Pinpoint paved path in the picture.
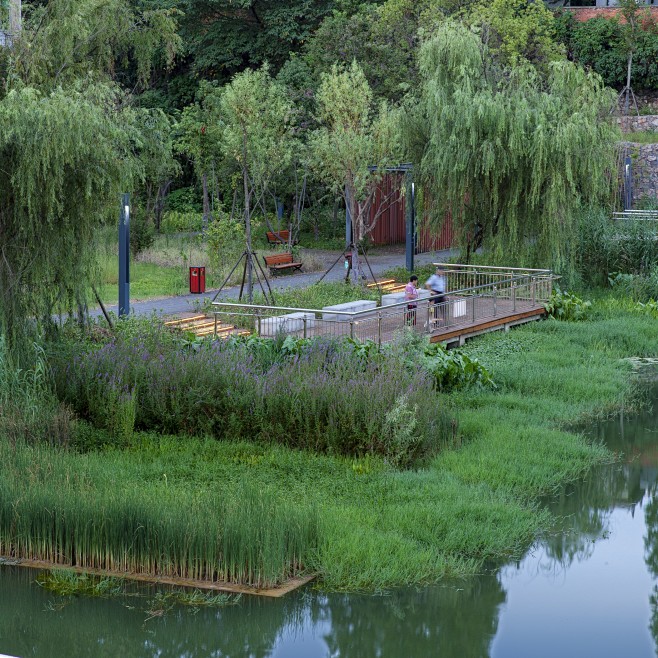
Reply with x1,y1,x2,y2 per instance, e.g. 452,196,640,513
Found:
93,248,454,318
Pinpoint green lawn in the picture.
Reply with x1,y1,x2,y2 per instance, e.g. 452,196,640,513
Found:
622,131,658,145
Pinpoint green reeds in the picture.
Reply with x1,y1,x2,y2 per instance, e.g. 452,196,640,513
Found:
0,442,318,588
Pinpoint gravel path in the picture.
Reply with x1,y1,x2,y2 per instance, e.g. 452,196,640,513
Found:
92,247,455,318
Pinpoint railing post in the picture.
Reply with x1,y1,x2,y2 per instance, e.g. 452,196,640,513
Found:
214,313,218,337
512,284,517,312
531,277,536,305
377,312,382,347
350,319,355,339
303,317,307,339
257,310,262,337
493,285,497,317
472,295,477,323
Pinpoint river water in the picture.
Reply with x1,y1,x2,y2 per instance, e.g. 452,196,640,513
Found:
1,378,657,658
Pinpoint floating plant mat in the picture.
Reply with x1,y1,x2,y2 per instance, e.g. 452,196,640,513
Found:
0,557,316,598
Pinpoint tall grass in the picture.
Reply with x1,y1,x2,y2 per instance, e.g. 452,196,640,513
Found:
0,335,73,446
50,329,453,464
0,441,318,587
4,299,655,591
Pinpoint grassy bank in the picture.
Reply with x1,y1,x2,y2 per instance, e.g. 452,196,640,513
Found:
1,300,656,590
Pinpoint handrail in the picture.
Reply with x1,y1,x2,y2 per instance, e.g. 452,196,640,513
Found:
212,271,555,320
433,263,552,274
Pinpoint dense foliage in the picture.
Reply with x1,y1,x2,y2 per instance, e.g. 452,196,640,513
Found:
556,10,658,92
50,326,454,467
0,85,140,345
404,21,620,274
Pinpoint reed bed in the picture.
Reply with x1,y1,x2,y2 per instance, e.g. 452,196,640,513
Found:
0,441,318,588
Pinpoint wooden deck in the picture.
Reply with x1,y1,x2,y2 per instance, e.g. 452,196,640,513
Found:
224,294,548,347
213,265,555,347
429,297,547,346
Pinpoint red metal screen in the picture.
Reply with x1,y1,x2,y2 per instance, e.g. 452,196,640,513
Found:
367,174,456,253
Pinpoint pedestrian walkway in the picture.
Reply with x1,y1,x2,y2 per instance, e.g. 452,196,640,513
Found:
91,249,452,319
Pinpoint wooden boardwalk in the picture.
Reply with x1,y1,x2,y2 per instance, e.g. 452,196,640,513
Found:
213,294,547,347
211,265,555,347
429,296,547,346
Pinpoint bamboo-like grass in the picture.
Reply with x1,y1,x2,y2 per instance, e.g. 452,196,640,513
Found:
0,443,318,588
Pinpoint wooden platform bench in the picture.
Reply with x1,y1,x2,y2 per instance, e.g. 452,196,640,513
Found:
266,230,297,245
263,252,303,275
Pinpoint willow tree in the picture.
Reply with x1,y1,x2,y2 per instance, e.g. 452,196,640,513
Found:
8,0,180,90
0,84,141,347
404,21,620,273
309,61,400,283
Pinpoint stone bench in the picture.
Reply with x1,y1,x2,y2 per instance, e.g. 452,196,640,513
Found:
380,289,432,307
260,312,315,337
322,300,378,321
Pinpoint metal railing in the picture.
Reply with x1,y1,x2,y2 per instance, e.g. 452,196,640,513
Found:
212,266,556,346
434,263,554,297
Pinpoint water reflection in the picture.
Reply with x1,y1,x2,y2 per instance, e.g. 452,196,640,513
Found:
0,566,507,658
317,580,505,658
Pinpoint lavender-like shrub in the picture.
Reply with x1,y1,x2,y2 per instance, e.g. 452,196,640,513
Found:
53,331,452,465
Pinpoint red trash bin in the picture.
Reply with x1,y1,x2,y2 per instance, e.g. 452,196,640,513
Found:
189,266,206,294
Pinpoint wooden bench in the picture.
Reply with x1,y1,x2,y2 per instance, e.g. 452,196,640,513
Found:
367,279,396,288
263,252,303,275
266,230,297,245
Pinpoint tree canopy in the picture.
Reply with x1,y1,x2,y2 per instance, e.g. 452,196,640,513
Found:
0,84,144,344
404,21,620,273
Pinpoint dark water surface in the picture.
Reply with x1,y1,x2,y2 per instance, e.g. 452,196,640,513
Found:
2,378,658,658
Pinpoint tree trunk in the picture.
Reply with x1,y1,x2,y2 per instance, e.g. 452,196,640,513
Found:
243,166,253,302
624,51,633,116
154,179,171,232
202,172,210,233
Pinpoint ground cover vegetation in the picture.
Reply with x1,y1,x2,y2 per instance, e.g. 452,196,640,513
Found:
2,0,658,595
2,301,655,590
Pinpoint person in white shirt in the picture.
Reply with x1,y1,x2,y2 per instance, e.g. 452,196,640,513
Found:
425,267,446,325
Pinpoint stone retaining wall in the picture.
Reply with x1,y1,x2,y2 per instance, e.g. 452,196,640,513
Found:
619,115,658,133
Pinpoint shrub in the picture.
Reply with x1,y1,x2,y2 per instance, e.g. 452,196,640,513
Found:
389,331,495,392
160,210,203,234
51,328,454,466
544,287,592,321
165,187,202,213
129,212,155,255
609,268,658,302
577,209,658,286
206,210,245,267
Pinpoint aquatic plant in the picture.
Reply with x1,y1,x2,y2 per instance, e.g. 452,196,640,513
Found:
544,287,592,321
0,448,319,589
51,329,453,464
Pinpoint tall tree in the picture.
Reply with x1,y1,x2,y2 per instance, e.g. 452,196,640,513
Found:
6,0,180,90
309,61,400,283
467,0,563,72
403,21,619,274
617,0,647,115
215,66,294,301
179,0,336,80
0,84,142,345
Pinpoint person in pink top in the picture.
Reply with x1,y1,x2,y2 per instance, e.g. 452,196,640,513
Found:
404,275,419,326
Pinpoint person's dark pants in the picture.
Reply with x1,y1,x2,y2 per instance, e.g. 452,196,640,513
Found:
406,304,417,326
430,292,446,325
